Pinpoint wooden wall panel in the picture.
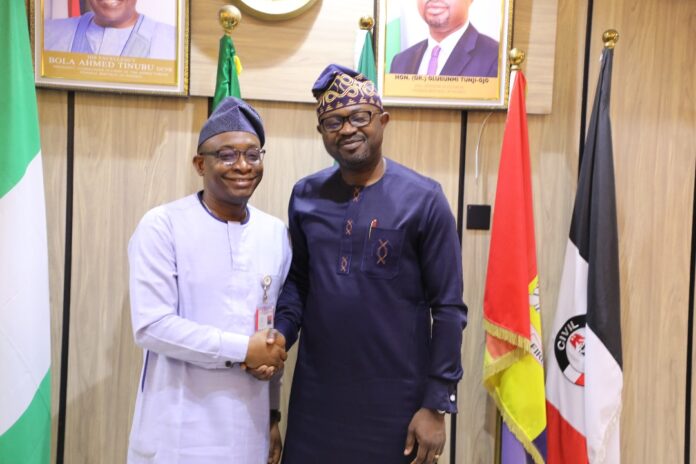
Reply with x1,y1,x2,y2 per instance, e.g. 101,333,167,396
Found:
588,0,696,462
190,0,373,101
36,88,67,464
511,0,559,114
63,94,207,463
383,107,461,211
456,0,587,459
457,110,504,464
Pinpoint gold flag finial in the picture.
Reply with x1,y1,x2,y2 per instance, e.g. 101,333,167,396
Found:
359,16,374,31
219,5,242,36
509,48,525,71
603,29,619,49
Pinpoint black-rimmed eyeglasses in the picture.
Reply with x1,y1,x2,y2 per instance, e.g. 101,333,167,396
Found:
319,111,377,133
199,148,265,166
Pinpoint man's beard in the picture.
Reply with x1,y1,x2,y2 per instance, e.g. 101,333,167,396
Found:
424,1,451,28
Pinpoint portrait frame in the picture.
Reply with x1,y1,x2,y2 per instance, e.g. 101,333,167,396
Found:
33,0,189,95
376,0,513,109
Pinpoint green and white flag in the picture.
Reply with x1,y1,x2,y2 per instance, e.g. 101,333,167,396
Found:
355,29,377,85
0,1,52,463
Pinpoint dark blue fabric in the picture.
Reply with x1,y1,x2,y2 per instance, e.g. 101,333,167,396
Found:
311,63,364,98
276,160,467,462
197,96,265,148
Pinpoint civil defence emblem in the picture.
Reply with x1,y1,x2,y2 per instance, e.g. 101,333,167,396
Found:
554,315,586,386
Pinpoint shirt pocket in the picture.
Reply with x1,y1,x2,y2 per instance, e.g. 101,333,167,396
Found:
360,228,405,279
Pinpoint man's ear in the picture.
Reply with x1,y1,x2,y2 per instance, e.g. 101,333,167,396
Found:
379,111,391,127
192,155,205,176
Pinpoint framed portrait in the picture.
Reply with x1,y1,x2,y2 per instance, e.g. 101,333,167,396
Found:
376,0,513,109
33,0,189,95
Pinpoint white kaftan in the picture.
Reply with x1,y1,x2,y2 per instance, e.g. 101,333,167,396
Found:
127,193,291,464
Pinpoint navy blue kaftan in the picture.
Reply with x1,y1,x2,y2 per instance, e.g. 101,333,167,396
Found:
275,160,467,463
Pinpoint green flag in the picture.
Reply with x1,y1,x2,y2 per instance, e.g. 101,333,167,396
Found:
213,34,241,109
0,1,52,463
357,30,377,85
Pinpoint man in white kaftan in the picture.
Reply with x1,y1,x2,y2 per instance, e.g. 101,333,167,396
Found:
127,97,291,464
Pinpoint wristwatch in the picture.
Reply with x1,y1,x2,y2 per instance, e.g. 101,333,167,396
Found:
270,409,282,423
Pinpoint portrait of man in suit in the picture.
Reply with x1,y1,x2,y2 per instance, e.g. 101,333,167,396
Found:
389,0,499,78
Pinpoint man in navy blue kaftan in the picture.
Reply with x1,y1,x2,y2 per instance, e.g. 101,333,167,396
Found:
274,64,468,464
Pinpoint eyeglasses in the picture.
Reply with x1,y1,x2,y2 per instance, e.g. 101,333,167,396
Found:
319,111,377,133
199,147,265,166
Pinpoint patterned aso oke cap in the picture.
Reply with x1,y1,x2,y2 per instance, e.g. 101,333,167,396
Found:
312,64,383,117
197,96,265,149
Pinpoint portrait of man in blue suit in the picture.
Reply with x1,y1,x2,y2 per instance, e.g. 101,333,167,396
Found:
389,0,499,78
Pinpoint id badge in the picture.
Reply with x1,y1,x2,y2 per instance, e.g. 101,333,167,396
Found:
255,304,274,331
255,275,274,331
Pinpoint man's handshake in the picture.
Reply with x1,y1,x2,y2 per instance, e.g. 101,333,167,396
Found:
242,328,287,381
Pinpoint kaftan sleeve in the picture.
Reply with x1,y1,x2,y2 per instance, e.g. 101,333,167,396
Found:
274,187,308,350
128,209,249,369
270,227,293,409
419,184,468,413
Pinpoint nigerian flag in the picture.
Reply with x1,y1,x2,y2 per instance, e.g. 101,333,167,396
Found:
213,34,242,110
356,29,377,85
0,1,52,463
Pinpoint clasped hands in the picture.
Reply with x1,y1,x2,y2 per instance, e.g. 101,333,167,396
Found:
242,328,287,381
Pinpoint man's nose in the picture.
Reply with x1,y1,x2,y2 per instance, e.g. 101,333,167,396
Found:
229,156,253,171
338,119,357,134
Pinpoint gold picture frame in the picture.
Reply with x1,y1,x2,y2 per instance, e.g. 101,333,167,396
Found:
33,0,189,95
376,0,513,109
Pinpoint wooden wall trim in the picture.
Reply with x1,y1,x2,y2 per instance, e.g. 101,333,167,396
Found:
36,88,68,464
54,91,74,464
687,166,696,464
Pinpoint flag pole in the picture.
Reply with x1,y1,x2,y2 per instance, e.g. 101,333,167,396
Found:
359,15,374,32
356,15,377,86
508,48,525,99
213,5,243,110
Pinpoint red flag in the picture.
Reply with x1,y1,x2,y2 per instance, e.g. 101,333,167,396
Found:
483,71,547,463
484,71,535,343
